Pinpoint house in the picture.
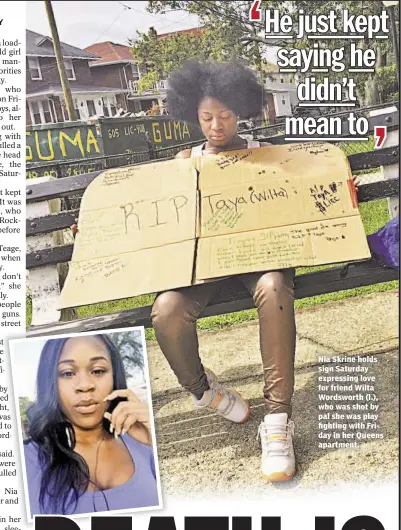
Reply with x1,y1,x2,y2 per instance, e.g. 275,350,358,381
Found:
158,27,298,122
84,41,168,114
157,27,204,39
84,27,297,122
26,29,123,125
84,29,206,114
263,62,299,121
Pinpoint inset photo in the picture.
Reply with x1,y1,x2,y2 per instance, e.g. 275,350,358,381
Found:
9,327,162,520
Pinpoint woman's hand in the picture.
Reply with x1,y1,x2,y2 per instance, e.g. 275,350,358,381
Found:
103,389,152,446
352,175,361,191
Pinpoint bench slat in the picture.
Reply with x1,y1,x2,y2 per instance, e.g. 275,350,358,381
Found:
26,179,399,266
27,244,73,269
26,146,399,203
26,158,172,203
349,146,399,171
26,259,398,336
27,209,79,236
357,179,399,202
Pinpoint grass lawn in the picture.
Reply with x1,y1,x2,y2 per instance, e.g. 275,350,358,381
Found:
26,197,398,341
197,198,398,335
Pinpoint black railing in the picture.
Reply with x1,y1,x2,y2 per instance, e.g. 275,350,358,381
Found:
26,102,399,180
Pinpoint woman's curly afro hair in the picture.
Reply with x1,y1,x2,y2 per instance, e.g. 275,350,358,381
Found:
166,61,264,125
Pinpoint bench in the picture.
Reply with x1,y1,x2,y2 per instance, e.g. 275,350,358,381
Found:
26,107,400,337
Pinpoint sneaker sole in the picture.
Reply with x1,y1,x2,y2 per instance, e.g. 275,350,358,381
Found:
237,400,251,424
262,470,295,482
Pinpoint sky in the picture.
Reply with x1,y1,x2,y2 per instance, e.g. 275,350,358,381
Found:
26,1,278,62
26,1,201,50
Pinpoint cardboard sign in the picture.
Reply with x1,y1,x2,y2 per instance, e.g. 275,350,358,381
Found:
59,143,371,309
59,159,198,308
195,142,368,278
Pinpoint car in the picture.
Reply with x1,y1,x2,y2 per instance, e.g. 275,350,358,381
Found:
237,119,254,131
292,104,323,118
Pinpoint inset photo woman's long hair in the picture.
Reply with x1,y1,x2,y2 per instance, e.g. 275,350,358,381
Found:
25,335,127,514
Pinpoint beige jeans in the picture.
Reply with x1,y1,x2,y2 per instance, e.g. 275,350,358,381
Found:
151,269,296,415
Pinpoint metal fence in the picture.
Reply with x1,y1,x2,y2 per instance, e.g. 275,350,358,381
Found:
26,151,150,180
27,102,398,179
25,141,207,181
30,102,398,223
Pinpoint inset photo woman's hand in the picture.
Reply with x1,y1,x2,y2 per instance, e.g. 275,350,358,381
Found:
103,389,152,446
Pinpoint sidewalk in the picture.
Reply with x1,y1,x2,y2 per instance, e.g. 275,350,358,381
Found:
146,290,399,497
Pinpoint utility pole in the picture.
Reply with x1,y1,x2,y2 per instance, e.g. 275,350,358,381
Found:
389,5,400,87
382,1,400,88
44,0,77,121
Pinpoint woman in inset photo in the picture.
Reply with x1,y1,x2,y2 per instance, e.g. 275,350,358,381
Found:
22,333,160,516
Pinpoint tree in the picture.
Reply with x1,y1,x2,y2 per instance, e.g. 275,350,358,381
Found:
129,1,286,92
129,28,215,94
280,1,399,104
19,396,34,440
376,64,399,103
108,331,144,379
144,1,399,105
147,0,274,67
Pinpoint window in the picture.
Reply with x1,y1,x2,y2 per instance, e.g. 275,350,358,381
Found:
73,100,80,120
282,97,286,105
29,100,55,124
61,99,80,121
28,57,42,80
50,99,62,123
99,96,118,117
30,101,41,124
131,64,140,80
61,102,67,121
64,59,76,80
42,100,53,123
133,100,142,113
280,77,284,83
87,100,96,117
101,97,110,117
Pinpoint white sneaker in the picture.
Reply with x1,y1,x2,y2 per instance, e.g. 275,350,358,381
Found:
194,369,251,423
258,412,296,481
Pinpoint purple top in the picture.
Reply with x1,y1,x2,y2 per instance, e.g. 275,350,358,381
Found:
24,434,159,516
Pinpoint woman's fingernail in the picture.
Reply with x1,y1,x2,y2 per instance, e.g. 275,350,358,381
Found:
110,423,114,434
114,431,119,439
121,429,126,436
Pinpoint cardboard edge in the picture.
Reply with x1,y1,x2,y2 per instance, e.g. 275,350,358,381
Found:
195,216,372,281
58,239,197,310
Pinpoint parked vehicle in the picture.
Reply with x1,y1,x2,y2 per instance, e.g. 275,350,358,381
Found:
237,119,254,131
292,104,323,118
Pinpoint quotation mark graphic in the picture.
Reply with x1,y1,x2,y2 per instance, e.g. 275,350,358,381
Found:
374,126,387,149
249,0,262,21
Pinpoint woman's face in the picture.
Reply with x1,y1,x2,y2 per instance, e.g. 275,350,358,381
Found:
57,337,114,431
197,97,238,147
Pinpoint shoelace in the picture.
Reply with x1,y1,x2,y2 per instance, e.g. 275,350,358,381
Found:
257,420,294,457
209,380,237,415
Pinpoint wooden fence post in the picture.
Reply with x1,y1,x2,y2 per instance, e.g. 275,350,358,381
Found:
27,176,74,326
